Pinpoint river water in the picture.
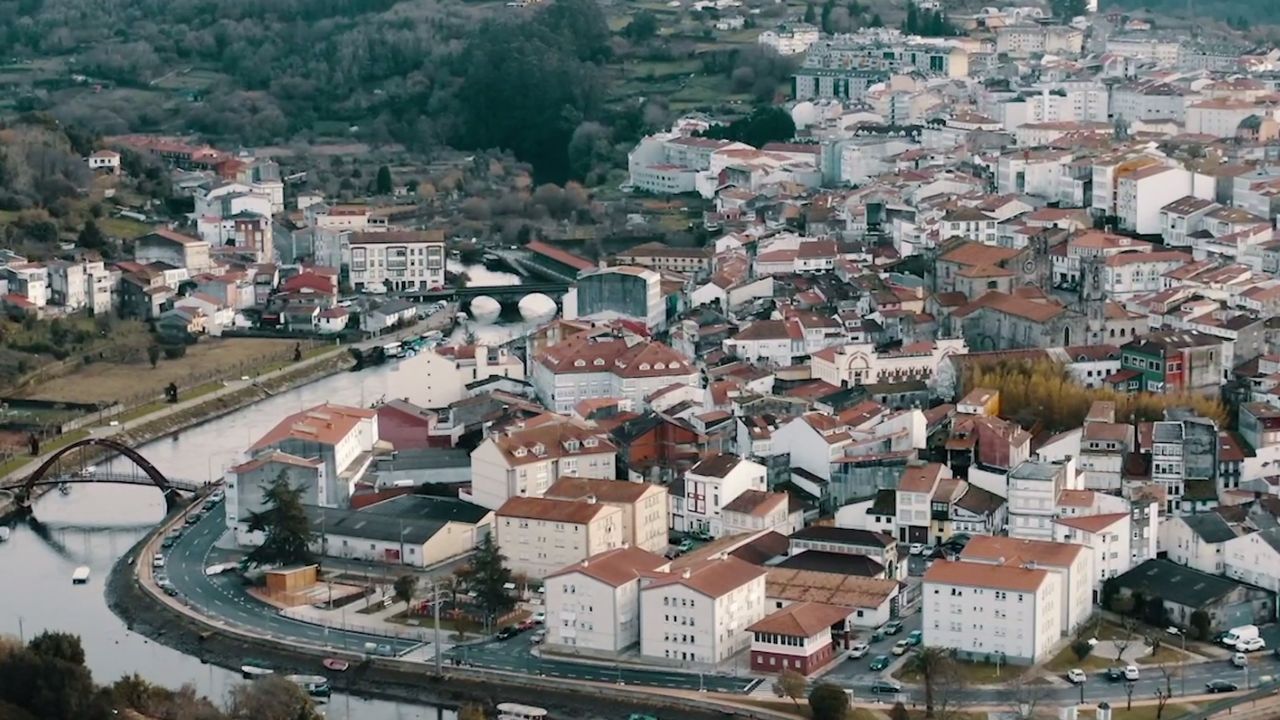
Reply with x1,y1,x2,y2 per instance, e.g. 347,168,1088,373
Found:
0,262,538,719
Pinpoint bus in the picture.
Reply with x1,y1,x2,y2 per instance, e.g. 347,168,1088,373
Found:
496,703,548,720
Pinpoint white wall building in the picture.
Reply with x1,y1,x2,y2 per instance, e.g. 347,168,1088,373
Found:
923,559,1061,664
416,345,525,409
639,556,768,664
467,419,617,511
495,496,624,579
545,547,671,655
672,454,768,536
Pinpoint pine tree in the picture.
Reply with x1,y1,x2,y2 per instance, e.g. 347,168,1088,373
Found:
245,470,315,567
804,3,816,24
467,533,515,628
374,165,393,195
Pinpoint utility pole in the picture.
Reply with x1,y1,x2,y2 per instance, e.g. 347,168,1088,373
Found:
433,580,443,675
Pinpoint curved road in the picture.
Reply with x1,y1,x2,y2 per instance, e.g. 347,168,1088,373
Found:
164,503,757,692
163,503,422,655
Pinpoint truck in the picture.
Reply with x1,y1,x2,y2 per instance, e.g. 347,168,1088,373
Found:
1222,625,1260,648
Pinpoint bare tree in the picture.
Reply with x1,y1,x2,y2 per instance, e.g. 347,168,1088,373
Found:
1153,665,1175,720
772,669,806,708
1114,618,1136,663
1124,678,1136,711
1000,674,1053,720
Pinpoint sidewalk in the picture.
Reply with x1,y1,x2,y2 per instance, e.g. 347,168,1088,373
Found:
0,346,346,486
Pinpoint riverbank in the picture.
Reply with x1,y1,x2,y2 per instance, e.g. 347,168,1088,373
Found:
0,349,353,521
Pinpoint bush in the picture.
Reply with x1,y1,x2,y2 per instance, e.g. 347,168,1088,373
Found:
162,344,187,360
1072,638,1093,661
808,683,848,720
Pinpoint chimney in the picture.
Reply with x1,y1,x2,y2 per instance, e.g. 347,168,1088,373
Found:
586,494,597,505
681,568,692,579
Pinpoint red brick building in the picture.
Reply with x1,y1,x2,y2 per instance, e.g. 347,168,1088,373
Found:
747,601,851,676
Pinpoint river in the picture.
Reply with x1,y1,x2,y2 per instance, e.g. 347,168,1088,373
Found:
0,263,548,718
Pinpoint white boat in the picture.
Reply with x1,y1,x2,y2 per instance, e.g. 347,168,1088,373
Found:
72,566,91,584
240,664,273,678
58,483,71,495
286,674,331,697
497,702,548,720
0,527,10,542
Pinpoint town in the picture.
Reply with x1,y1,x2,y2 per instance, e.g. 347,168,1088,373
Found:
3,0,1280,720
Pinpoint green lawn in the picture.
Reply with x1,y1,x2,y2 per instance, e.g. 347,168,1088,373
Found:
0,429,91,479
98,216,153,239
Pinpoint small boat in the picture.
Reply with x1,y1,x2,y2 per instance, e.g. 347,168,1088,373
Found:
72,566,91,584
497,702,548,720
286,674,331,697
58,483,71,495
321,658,349,672
0,527,10,542
240,663,273,678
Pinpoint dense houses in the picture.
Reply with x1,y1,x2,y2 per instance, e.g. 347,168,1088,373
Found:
81,2,1280,686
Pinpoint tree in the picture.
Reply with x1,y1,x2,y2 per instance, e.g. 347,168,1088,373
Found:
374,165,393,195
244,470,315,568
624,10,659,41
890,702,910,720
393,574,419,614
803,3,816,23
1145,595,1168,628
1001,675,1052,720
772,669,805,708
1114,618,1136,663
77,219,106,251
906,647,952,718
699,107,797,148
808,682,848,720
26,633,85,665
226,676,322,720
1190,610,1211,641
147,344,161,368
1072,638,1094,661
466,533,514,627
869,12,884,26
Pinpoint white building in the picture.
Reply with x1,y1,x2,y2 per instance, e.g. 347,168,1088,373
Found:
961,535,1093,638
87,150,121,172
639,555,768,664
531,334,698,414
1185,100,1271,138
545,547,671,656
812,338,968,388
346,229,445,292
467,418,617,511
1115,165,1200,236
416,345,525,409
672,454,768,536
1161,512,1236,575
721,490,800,538
923,559,1061,664
546,477,670,555
1052,512,1132,599
758,23,820,55
246,404,378,507
1007,459,1075,541
1223,528,1280,596
495,496,624,579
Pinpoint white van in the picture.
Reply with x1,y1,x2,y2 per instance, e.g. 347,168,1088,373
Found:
1222,625,1260,648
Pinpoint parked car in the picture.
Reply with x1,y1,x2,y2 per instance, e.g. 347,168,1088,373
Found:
1233,652,1248,667
869,655,890,671
1106,667,1126,682
1124,665,1140,681
848,643,870,659
518,619,536,631
496,626,520,641
1066,669,1087,685
530,629,547,644
152,554,165,569
891,640,910,656
869,680,902,695
906,630,923,646
883,621,904,635
1238,637,1267,653
675,539,695,554
908,543,925,555
531,611,545,624
1206,680,1239,693
870,629,885,642
161,536,176,548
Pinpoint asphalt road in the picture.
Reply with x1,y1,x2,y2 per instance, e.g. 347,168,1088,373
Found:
448,633,761,693
161,502,423,656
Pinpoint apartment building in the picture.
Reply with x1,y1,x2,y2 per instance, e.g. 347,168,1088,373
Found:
545,547,671,655
134,229,212,273
671,454,768,537
896,462,952,544
417,344,525,409
495,496,624,579
1053,513,1132,598
467,418,617,510
1007,459,1074,541
639,555,768,664
961,535,1092,637
247,403,378,507
923,560,1060,664
721,490,800,538
545,477,670,555
531,333,698,414
346,230,445,292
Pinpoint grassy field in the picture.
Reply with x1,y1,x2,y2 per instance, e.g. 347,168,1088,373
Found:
20,338,301,404
894,659,1024,684
97,216,153,239
1046,644,1115,673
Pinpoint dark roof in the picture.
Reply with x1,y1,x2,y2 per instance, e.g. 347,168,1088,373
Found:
1183,479,1218,503
1182,513,1236,543
690,453,744,478
304,496,489,544
870,489,896,516
1114,559,1249,609
373,448,471,472
730,531,790,565
790,526,894,548
777,550,886,577
954,484,1006,515
372,298,416,316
